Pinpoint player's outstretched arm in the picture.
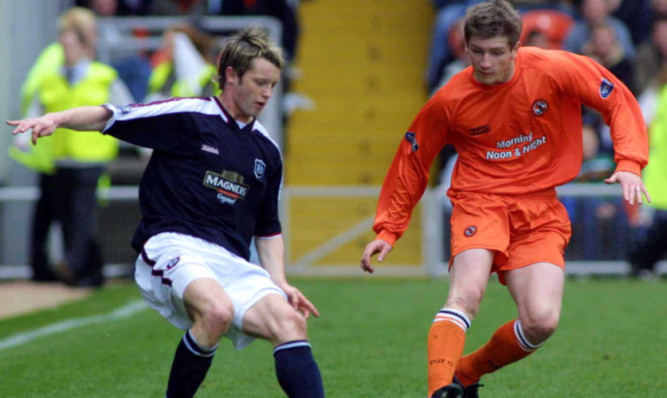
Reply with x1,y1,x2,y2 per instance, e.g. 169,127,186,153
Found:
604,170,651,205
360,239,393,274
6,105,113,145
255,236,320,319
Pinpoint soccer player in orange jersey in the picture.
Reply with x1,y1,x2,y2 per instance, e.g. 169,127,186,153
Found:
360,1,650,397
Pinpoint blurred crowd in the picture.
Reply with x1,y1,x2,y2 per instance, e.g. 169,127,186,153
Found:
430,0,667,278
72,0,304,106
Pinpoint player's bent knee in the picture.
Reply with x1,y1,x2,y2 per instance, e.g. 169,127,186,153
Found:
272,308,308,343
446,289,484,318
198,303,234,337
521,312,560,342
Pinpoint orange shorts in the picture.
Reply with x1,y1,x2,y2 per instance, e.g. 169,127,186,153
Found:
448,189,571,284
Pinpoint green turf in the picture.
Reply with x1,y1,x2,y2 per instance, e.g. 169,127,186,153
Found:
0,277,664,397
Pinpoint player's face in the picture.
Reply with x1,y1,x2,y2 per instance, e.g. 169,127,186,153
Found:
466,36,519,85
229,58,281,123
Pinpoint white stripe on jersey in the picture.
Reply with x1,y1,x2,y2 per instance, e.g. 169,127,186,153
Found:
103,97,285,200
102,97,226,133
253,121,280,153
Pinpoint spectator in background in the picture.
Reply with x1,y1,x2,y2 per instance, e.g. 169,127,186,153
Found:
10,7,133,286
567,118,630,260
653,0,667,19
146,24,219,101
511,0,575,14
426,1,482,93
206,0,300,64
76,0,154,15
518,7,574,49
627,84,667,279
635,18,667,124
523,29,550,48
148,0,202,15
583,21,636,94
431,17,470,95
563,0,635,59
607,0,653,47
78,0,153,102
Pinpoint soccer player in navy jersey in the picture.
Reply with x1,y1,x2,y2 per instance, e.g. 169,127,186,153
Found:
8,27,325,398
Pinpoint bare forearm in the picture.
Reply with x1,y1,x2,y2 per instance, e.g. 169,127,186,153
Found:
255,236,287,285
7,105,113,145
52,105,112,132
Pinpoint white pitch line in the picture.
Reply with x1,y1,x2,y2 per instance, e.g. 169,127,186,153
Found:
0,300,148,351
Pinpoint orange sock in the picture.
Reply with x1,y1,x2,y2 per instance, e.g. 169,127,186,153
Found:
427,309,470,397
456,319,540,386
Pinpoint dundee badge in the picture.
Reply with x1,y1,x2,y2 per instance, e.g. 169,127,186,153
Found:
254,159,266,179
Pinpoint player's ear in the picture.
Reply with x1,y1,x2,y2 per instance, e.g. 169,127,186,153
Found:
225,66,238,85
511,41,520,59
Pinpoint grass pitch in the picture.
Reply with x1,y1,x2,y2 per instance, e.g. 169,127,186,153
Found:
0,277,664,397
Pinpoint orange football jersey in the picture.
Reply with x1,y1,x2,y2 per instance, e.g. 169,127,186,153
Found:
374,47,648,245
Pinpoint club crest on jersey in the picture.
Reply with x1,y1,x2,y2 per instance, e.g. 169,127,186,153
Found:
165,256,180,270
254,159,266,179
203,170,249,205
464,225,477,237
599,78,614,98
531,99,548,116
405,132,419,152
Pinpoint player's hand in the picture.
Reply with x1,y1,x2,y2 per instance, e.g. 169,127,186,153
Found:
360,239,393,274
6,114,59,145
604,170,651,205
279,283,320,319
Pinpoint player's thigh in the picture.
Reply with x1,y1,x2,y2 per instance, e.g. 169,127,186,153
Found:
446,248,494,314
449,248,494,295
242,294,306,345
182,278,235,324
505,262,564,324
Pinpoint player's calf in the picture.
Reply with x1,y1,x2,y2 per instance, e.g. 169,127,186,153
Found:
166,329,219,398
270,309,324,397
274,340,325,398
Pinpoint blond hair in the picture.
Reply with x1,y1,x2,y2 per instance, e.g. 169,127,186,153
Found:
216,27,284,88
58,7,97,47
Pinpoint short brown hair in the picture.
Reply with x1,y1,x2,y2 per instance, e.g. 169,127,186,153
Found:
216,27,284,88
464,0,522,48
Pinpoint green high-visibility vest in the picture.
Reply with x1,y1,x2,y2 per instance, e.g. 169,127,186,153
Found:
645,85,667,210
20,43,64,116
148,61,219,98
40,62,119,164
10,62,119,173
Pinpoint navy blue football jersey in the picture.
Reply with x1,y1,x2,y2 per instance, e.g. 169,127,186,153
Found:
102,97,282,260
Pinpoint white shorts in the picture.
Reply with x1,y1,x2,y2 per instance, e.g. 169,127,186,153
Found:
134,232,287,350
